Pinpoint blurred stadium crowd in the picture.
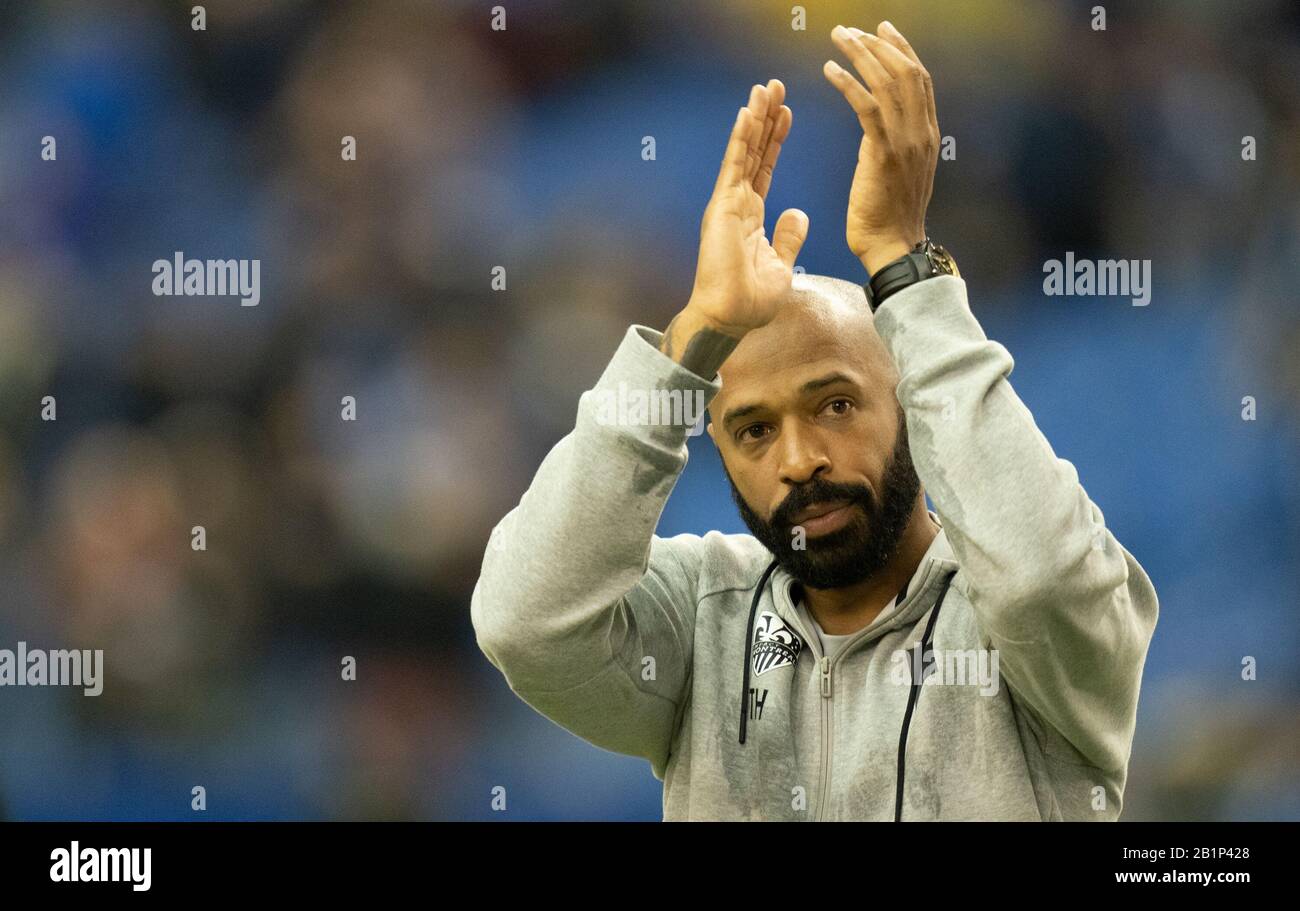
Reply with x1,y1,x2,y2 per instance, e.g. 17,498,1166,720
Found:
0,0,1296,820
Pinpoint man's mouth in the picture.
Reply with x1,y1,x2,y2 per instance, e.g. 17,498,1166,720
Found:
791,500,850,524
789,500,858,537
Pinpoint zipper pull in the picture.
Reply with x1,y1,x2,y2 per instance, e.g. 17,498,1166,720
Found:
821,656,832,698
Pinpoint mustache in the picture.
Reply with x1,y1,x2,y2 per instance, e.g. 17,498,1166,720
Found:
771,478,875,530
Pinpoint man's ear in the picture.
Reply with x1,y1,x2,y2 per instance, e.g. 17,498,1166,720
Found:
706,421,716,445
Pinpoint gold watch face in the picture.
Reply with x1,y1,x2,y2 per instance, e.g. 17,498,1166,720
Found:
930,242,960,278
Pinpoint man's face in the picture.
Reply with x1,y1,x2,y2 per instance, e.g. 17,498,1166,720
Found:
707,283,923,590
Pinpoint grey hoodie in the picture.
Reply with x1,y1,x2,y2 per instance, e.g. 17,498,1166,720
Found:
471,275,1159,821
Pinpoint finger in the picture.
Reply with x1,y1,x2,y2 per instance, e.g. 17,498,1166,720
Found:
877,21,921,67
844,25,938,140
859,25,915,82
855,29,927,123
860,27,929,121
831,25,891,93
877,21,937,131
752,79,786,186
713,105,752,194
752,105,792,200
771,208,809,268
922,68,937,136
822,60,887,143
743,83,772,182
873,20,935,129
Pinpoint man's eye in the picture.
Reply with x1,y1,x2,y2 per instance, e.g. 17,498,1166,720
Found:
824,398,853,415
738,424,770,442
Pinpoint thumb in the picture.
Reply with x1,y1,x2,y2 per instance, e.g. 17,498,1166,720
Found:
771,208,809,268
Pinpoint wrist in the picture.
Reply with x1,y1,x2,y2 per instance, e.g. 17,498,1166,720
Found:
661,304,745,378
680,297,753,341
859,236,923,277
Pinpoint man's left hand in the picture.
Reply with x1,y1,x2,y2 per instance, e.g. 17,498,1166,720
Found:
823,21,939,276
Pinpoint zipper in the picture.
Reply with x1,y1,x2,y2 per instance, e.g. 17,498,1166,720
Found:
815,655,833,821
787,560,936,822
781,537,946,821
807,570,935,821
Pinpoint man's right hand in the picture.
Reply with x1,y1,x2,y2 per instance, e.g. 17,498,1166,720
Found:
661,79,808,378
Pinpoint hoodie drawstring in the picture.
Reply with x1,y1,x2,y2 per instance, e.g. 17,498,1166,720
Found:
893,572,953,821
738,560,782,745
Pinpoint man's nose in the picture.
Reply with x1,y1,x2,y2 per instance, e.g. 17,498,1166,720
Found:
777,424,831,486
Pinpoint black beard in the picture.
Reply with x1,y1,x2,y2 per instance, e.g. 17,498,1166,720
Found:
725,410,922,590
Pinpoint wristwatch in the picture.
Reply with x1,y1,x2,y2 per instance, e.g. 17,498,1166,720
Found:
863,237,959,312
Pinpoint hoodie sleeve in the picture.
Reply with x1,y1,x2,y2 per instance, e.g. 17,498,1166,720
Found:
470,325,721,780
872,275,1159,774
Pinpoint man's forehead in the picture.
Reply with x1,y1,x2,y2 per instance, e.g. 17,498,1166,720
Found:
712,274,890,412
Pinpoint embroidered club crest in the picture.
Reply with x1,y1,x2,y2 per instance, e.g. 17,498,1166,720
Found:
751,610,803,676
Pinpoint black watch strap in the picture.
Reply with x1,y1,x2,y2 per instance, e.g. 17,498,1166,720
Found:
863,238,957,312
